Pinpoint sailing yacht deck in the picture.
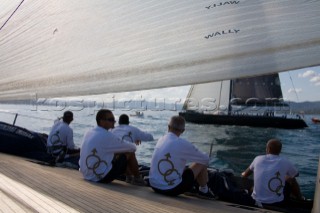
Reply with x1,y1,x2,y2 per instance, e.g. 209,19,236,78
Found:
0,153,279,213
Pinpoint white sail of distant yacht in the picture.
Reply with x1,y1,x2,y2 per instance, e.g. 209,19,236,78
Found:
183,80,231,114
0,1,320,100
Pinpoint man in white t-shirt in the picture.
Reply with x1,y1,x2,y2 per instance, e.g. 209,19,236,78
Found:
47,111,80,165
111,114,154,184
79,109,145,185
241,138,304,208
149,115,216,199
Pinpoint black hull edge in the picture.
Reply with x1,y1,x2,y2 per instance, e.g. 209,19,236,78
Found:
0,121,54,162
179,111,308,129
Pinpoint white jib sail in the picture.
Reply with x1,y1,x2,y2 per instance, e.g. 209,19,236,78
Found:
184,81,230,113
0,0,320,100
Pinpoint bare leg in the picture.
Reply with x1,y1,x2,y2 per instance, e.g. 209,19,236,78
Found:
123,152,145,186
189,162,208,187
124,152,140,177
286,177,304,200
188,163,216,199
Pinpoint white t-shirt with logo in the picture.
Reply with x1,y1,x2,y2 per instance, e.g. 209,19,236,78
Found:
47,120,76,150
111,124,154,143
149,132,209,190
79,126,136,182
249,154,298,204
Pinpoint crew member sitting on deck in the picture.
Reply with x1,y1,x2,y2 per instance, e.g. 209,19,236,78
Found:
241,138,304,208
111,114,154,184
79,109,145,185
148,115,216,199
47,111,80,166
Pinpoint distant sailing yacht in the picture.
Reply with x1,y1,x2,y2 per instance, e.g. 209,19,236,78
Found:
179,74,308,129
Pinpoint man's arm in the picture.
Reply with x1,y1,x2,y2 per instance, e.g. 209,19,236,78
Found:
241,167,253,178
135,127,154,141
66,128,76,149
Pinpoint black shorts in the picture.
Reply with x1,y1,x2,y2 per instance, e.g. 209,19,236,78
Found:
99,154,127,184
66,148,80,155
152,168,195,196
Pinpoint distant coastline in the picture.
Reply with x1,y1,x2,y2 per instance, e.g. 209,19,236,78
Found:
289,101,320,114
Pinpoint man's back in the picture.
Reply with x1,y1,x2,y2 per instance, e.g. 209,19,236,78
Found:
250,154,298,204
149,132,209,189
47,120,74,149
79,126,136,181
112,124,153,143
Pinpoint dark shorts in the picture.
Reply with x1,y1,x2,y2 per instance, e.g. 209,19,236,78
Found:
99,154,127,184
261,200,286,208
152,168,195,196
66,149,80,155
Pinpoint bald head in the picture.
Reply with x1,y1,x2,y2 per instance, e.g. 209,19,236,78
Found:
266,139,282,155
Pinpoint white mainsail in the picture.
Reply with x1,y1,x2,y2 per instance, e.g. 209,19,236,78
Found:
183,81,230,113
0,1,320,100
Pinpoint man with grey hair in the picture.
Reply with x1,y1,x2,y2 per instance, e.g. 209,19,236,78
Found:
149,115,216,199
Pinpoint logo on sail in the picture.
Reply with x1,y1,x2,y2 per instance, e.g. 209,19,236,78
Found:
205,1,240,9
205,29,240,39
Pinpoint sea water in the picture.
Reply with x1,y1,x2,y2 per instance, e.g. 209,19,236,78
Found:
0,103,319,199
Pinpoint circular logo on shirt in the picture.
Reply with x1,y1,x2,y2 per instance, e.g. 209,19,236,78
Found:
51,131,62,146
157,153,181,186
268,171,284,196
86,148,108,179
122,132,133,143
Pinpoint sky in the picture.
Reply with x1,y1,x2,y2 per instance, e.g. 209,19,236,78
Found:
279,66,320,102
98,66,320,103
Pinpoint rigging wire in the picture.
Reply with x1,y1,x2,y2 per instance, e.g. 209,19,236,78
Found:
288,71,300,102
0,0,25,31
182,85,194,110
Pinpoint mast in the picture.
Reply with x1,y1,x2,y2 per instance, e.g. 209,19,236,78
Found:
228,80,233,115
217,81,223,114
182,85,194,110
